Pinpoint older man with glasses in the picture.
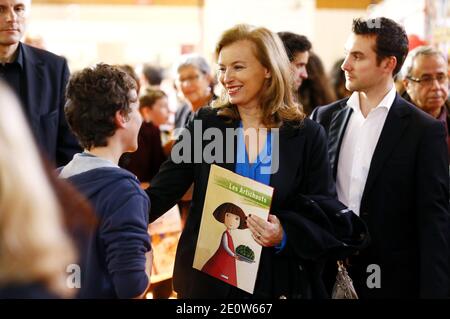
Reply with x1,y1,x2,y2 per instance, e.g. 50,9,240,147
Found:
403,46,449,156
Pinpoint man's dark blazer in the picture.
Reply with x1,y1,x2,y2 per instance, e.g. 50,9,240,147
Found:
311,94,450,298
21,43,80,166
146,107,365,299
402,92,450,158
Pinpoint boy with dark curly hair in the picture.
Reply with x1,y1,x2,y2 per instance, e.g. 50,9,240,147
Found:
60,63,151,299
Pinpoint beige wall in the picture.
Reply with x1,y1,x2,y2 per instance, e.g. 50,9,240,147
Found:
203,0,315,63
28,4,203,71
313,9,365,72
27,0,428,75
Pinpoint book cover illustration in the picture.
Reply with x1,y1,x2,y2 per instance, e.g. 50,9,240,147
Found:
192,164,273,294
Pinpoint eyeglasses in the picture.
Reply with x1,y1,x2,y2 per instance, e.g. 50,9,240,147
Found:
177,74,201,84
407,74,448,86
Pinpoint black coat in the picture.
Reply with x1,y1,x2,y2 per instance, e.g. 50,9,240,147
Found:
147,107,367,298
22,43,80,166
311,94,450,298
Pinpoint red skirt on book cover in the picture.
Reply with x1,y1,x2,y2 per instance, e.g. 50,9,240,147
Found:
201,230,237,286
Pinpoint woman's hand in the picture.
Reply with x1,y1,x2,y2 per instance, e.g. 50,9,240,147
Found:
140,182,150,190
246,214,284,247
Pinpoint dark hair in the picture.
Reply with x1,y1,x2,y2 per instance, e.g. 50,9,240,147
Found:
212,203,247,229
298,52,336,115
139,88,167,110
330,58,351,99
65,63,137,150
352,17,409,76
116,64,140,94
142,64,164,86
277,31,312,62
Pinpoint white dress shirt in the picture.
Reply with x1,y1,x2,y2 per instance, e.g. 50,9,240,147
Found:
336,85,397,215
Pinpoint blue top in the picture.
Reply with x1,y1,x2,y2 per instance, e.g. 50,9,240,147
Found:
235,123,272,184
60,153,151,299
234,123,286,250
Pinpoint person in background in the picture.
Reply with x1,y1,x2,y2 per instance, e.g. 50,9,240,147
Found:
402,45,450,157
60,63,152,299
0,81,76,299
277,31,312,97
116,64,141,95
0,0,80,166
298,52,336,115
173,53,215,131
141,63,164,91
330,58,352,100
402,50,450,293
140,63,177,142
172,54,216,226
311,17,449,298
120,89,169,188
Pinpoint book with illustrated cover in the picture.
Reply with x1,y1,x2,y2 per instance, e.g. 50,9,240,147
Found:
192,164,274,294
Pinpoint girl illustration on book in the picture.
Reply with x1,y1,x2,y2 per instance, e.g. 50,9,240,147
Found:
201,202,247,286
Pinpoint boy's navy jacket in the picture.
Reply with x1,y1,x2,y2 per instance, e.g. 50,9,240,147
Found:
61,162,151,299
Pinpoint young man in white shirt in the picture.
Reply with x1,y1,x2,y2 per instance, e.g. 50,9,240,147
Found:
311,17,449,298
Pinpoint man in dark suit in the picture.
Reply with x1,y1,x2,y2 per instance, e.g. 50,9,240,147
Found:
0,0,80,166
311,17,449,298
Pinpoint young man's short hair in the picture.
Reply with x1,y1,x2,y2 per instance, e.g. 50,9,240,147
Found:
352,17,409,76
139,89,167,110
65,63,136,150
277,31,312,62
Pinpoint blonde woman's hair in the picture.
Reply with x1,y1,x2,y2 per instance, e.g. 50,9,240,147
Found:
0,82,76,297
212,24,305,127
